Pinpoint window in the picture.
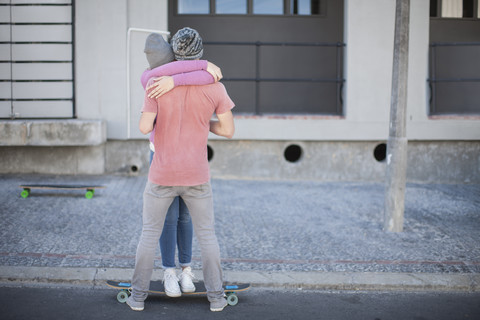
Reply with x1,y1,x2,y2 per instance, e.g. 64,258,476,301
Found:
216,0,247,14
430,0,479,18
177,0,324,16
253,0,283,15
291,0,322,15
178,0,209,14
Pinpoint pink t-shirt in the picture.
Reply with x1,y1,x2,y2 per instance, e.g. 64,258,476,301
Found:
142,82,234,186
140,60,215,145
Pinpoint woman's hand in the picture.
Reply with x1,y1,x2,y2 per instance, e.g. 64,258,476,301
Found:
206,62,223,82
146,76,174,98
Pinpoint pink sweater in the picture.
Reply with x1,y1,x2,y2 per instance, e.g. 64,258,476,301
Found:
140,60,214,89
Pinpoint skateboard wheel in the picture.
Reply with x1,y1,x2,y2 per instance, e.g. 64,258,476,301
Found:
85,190,94,199
226,293,238,306
117,290,129,303
21,189,30,198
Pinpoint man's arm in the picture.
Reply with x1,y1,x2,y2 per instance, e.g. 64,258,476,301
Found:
210,111,234,139
139,112,157,135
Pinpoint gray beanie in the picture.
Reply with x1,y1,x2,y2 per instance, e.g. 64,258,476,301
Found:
144,33,174,69
171,27,203,60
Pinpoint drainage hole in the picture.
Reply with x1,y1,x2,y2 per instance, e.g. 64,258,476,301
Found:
284,144,303,163
130,165,138,173
207,145,214,162
374,143,387,162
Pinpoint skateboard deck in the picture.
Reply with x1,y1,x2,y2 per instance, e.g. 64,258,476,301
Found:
106,280,250,306
20,184,105,199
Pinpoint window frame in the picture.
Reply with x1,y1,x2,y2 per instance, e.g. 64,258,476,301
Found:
175,0,326,17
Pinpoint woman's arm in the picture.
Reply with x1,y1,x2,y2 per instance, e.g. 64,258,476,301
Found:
146,62,223,98
140,60,208,89
146,70,215,98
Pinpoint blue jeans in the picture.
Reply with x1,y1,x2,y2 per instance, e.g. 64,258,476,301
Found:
150,151,193,269
160,196,193,268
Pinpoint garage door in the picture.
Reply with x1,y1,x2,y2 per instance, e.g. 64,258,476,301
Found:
169,0,344,115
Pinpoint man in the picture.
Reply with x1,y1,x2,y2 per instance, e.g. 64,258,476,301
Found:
127,27,235,312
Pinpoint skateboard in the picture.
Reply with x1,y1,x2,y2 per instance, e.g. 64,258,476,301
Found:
106,280,250,306
19,184,105,199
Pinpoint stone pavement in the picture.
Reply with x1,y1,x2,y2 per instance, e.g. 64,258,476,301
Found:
0,174,479,291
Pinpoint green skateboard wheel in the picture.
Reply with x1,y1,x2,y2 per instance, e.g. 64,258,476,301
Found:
21,189,30,198
85,190,94,199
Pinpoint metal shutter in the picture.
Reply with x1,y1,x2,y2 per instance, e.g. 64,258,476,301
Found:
0,0,74,119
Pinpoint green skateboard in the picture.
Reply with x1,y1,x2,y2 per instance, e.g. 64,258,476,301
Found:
20,184,105,199
106,280,251,306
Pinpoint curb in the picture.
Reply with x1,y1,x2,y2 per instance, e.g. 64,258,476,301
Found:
1,266,479,292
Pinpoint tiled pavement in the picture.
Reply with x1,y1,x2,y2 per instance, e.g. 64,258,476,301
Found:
1,174,479,290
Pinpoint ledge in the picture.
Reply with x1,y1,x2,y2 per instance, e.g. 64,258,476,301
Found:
0,120,107,146
1,266,478,292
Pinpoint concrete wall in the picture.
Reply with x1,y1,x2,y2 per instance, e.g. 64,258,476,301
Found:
1,139,477,183
0,120,105,146
0,119,107,175
210,140,480,183
0,145,105,175
105,140,150,175
101,140,479,183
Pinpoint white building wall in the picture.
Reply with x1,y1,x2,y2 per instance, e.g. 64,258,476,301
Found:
344,0,395,124
75,0,168,139
74,0,479,141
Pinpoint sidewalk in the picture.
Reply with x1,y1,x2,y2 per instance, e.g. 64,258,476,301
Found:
1,174,479,291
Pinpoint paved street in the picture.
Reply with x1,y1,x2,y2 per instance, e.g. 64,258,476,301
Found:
1,283,479,320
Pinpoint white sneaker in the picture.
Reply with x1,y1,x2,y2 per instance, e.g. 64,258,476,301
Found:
163,268,181,297
178,266,196,293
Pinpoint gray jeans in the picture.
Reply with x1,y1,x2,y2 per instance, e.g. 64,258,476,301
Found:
131,181,224,302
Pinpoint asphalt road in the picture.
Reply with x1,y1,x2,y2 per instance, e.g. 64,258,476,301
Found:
1,284,479,320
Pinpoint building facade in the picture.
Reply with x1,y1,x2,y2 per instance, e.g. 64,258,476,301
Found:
1,0,479,183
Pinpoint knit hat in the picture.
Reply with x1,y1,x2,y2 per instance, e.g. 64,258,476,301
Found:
171,27,203,60
144,33,174,69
